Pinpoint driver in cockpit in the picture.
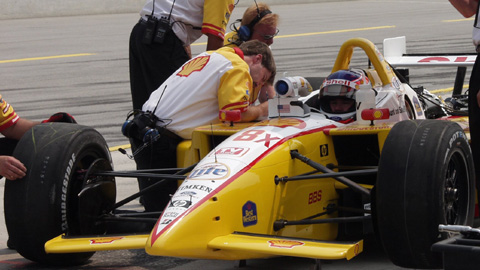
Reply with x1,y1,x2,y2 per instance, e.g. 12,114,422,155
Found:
318,69,370,123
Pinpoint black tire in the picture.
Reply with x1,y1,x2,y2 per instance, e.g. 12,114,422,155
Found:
375,119,475,269
4,123,114,265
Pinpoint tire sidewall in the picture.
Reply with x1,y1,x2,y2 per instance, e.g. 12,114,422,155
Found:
5,123,112,264
376,120,474,269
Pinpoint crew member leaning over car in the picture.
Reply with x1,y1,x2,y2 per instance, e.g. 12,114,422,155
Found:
126,40,276,214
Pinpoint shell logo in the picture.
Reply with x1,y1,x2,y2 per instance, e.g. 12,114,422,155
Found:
268,240,305,249
373,110,384,119
354,243,360,255
255,118,307,129
177,56,210,77
90,237,124,245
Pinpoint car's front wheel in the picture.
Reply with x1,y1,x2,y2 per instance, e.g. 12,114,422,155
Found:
375,119,475,269
4,123,115,265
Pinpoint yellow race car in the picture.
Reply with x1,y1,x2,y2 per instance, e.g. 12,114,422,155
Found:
4,37,475,269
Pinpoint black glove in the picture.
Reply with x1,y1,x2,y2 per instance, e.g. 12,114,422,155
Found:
42,112,77,123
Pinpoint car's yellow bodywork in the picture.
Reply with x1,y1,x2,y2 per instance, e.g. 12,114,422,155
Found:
44,37,471,264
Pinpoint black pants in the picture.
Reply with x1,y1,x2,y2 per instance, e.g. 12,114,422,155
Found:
0,138,18,177
130,134,181,212
0,138,17,156
129,20,190,110
469,53,480,194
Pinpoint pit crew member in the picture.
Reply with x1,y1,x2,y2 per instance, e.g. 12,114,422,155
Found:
127,40,276,213
224,2,279,103
129,0,235,111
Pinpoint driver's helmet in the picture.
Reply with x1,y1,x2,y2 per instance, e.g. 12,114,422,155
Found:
319,69,370,122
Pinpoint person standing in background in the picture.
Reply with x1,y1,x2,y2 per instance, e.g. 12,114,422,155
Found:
129,0,236,111
449,0,480,196
224,2,279,102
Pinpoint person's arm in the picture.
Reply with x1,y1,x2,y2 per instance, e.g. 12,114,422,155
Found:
202,0,235,50
206,33,224,51
240,101,268,122
184,45,192,59
258,84,276,103
0,155,26,180
1,118,39,140
449,0,479,17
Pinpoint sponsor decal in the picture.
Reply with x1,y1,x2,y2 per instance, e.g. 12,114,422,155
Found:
389,105,406,116
90,237,124,245
169,200,192,208
233,130,280,148
61,153,76,231
449,131,467,148
228,4,235,13
242,201,258,227
208,147,249,157
320,144,328,157
268,240,305,249
375,45,385,62
178,183,214,193
255,118,307,129
338,124,392,132
412,96,423,116
354,243,360,255
188,163,229,180
255,133,281,148
179,191,197,196
308,190,322,205
418,56,476,64
390,77,401,90
322,79,356,89
161,219,173,225
163,212,179,218
177,56,209,77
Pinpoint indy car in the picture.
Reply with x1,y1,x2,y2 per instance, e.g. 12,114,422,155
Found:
4,37,476,269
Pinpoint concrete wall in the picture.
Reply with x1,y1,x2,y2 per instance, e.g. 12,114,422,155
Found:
0,0,325,20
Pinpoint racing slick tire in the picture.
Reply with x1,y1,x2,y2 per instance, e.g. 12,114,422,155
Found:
375,119,475,269
4,123,114,265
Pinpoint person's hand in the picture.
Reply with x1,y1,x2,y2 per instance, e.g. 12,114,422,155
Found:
0,155,26,180
184,45,192,59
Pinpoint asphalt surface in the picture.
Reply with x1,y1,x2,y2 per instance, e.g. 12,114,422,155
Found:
0,0,475,269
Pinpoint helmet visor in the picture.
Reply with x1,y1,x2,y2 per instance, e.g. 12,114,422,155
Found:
321,84,356,99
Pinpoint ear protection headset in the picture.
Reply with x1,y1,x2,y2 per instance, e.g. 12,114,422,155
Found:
237,9,272,41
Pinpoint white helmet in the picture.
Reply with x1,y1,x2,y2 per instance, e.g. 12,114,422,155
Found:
319,69,370,122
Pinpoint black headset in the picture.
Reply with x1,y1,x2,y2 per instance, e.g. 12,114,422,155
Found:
237,9,272,41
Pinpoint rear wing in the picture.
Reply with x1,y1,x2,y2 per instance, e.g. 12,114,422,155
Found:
383,36,476,67
383,36,476,95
